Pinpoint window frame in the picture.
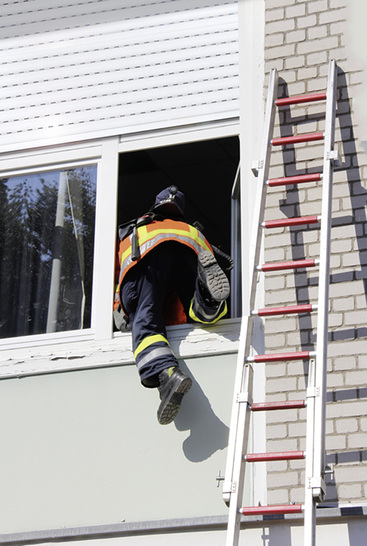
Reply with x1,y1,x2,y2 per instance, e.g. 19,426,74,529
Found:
0,121,241,375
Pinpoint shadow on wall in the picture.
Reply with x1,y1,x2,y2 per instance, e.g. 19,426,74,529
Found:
277,66,367,347
174,360,229,463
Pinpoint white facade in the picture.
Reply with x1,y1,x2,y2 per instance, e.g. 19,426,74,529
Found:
0,1,366,545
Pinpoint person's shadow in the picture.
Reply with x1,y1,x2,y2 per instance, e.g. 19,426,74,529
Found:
174,360,230,462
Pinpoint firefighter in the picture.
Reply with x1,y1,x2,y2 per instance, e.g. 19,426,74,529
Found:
114,186,232,425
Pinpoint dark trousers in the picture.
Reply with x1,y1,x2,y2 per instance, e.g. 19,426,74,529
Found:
121,242,224,386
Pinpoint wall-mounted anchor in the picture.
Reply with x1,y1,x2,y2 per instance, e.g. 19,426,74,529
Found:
216,470,225,487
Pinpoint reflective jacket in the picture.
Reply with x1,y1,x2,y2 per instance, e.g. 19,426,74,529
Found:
114,218,214,320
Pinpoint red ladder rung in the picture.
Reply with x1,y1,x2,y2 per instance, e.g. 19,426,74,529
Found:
247,350,314,363
258,258,317,272
240,504,303,516
263,215,319,229
271,132,324,146
254,303,315,317
267,173,322,187
251,400,306,411
246,451,305,463
275,92,327,107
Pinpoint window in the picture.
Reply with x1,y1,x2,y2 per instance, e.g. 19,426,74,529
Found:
0,165,97,339
117,136,240,316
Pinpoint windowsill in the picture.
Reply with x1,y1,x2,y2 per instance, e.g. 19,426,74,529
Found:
0,318,240,379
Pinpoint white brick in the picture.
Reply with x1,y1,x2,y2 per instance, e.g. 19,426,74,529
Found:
267,376,298,393
286,3,306,18
307,0,328,14
266,438,299,452
335,466,366,484
298,35,339,54
265,33,285,47
306,50,328,66
267,423,288,439
266,7,285,23
266,43,297,60
319,7,348,24
287,29,306,44
335,418,359,434
266,0,296,7
267,18,295,34
307,24,328,41
325,434,346,450
268,471,300,487
333,355,358,370
338,483,362,499
297,13,317,29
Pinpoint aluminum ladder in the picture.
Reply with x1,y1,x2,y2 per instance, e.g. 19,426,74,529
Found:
223,59,338,546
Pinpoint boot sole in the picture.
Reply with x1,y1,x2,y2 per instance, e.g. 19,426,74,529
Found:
198,250,230,302
157,376,192,425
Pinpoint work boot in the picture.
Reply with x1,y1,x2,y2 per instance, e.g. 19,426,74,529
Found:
157,367,192,425
197,249,230,303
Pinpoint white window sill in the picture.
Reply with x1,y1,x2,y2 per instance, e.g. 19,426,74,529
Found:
0,318,240,379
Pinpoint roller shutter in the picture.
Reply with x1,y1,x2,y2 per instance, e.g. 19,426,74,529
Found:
0,0,239,152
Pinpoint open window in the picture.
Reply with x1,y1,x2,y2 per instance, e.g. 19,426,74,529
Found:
0,165,97,339
117,136,240,317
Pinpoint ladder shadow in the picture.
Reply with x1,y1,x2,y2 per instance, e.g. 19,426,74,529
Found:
276,68,367,353
276,77,318,367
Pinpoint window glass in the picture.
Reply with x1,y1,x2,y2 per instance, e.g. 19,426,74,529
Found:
0,166,97,339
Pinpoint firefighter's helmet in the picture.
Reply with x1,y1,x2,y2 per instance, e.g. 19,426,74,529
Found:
150,185,185,219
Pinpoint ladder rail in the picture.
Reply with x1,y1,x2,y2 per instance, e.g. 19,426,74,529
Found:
223,67,279,505
313,59,338,496
304,357,318,546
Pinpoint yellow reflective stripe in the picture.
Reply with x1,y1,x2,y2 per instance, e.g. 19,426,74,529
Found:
189,300,228,325
134,334,169,360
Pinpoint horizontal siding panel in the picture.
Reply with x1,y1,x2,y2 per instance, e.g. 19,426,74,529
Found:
0,1,239,152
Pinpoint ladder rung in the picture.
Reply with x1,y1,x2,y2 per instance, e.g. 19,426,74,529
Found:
275,92,327,107
254,303,315,316
245,451,305,462
271,132,324,146
258,258,317,272
251,400,306,411
240,504,303,516
263,215,319,229
267,173,322,187
247,350,314,363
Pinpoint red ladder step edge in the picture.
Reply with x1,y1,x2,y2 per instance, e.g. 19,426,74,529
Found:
267,173,322,187
251,400,306,411
253,304,315,317
245,451,305,462
272,132,324,146
247,351,315,363
257,258,317,272
262,215,319,229
240,504,303,516
275,92,327,107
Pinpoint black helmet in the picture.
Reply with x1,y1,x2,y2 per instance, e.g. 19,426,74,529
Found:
150,185,185,219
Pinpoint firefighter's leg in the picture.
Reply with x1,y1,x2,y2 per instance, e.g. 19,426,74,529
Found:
121,244,192,424
172,244,229,325
121,247,178,387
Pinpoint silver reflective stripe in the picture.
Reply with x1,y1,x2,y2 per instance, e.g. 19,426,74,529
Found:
191,293,219,320
190,294,227,324
136,346,174,370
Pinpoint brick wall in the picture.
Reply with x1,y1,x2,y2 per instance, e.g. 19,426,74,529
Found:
262,0,367,506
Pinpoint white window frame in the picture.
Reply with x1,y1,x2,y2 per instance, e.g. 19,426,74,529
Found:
0,120,242,378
